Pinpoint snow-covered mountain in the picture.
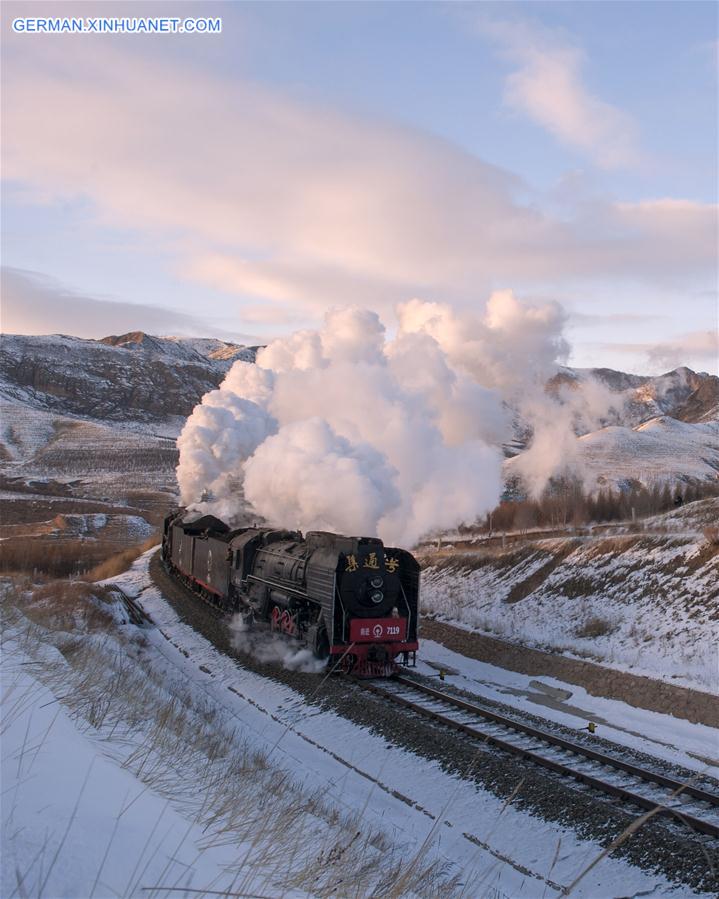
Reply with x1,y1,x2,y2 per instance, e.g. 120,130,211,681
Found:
100,331,257,367
1,330,716,495
506,415,719,493
548,365,718,426
508,365,719,492
0,332,257,424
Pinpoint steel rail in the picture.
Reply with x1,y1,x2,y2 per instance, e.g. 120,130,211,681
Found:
395,677,719,807
359,676,719,839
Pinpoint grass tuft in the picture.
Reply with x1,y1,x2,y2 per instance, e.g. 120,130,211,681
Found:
574,615,615,639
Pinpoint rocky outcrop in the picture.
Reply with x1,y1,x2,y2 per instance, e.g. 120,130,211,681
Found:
0,333,255,423
672,375,719,424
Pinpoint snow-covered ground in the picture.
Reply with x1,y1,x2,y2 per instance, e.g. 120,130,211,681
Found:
2,645,255,898
3,551,715,898
0,395,178,558
416,639,719,777
0,397,181,466
420,500,719,693
0,511,155,543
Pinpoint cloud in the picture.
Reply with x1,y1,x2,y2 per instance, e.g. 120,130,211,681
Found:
0,267,257,341
569,311,666,327
1,35,714,325
646,330,718,372
477,17,641,169
606,330,719,373
178,302,549,544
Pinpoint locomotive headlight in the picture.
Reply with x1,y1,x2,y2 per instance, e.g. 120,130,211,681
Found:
370,576,383,589
370,590,384,604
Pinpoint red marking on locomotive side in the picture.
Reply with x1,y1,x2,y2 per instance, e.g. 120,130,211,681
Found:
171,561,223,598
192,576,223,596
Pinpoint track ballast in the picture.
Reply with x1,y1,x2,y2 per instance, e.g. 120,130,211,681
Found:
360,675,719,840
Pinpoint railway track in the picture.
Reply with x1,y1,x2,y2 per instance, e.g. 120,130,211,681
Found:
360,675,719,840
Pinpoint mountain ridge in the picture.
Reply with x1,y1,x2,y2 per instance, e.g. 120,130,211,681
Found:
1,330,716,495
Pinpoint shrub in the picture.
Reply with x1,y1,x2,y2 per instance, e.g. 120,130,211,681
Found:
703,526,719,547
575,615,614,638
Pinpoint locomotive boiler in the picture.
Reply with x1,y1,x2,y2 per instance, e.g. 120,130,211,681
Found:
162,511,419,676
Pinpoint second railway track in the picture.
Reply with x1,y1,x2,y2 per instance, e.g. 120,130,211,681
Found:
360,675,719,840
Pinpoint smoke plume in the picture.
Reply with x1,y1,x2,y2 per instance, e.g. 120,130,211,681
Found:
229,615,326,673
177,292,595,543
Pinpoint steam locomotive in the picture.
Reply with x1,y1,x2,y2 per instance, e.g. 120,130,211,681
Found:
161,511,419,676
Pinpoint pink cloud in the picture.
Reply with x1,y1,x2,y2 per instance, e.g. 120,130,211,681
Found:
2,34,715,322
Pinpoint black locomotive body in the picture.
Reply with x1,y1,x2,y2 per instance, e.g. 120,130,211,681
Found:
162,510,419,676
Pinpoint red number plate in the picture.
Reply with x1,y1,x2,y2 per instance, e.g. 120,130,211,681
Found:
349,618,407,642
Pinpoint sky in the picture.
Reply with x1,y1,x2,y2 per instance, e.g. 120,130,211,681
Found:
1,0,717,374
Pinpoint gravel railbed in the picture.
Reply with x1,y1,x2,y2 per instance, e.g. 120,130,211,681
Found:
401,670,719,795
148,552,719,893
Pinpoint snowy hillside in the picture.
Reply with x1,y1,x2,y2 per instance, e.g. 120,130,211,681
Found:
4,550,714,899
506,365,718,493
101,330,257,367
0,332,257,424
506,415,719,493
2,330,714,430
0,393,177,576
418,498,719,692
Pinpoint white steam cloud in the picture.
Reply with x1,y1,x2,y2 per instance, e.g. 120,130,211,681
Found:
510,375,621,497
177,292,599,543
229,616,326,672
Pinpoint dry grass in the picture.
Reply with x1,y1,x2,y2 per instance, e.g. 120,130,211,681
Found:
2,581,468,898
84,533,159,580
505,542,578,604
574,615,615,639
0,532,159,578
19,580,121,632
703,525,719,546
0,538,116,577
419,544,538,574
583,535,646,558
